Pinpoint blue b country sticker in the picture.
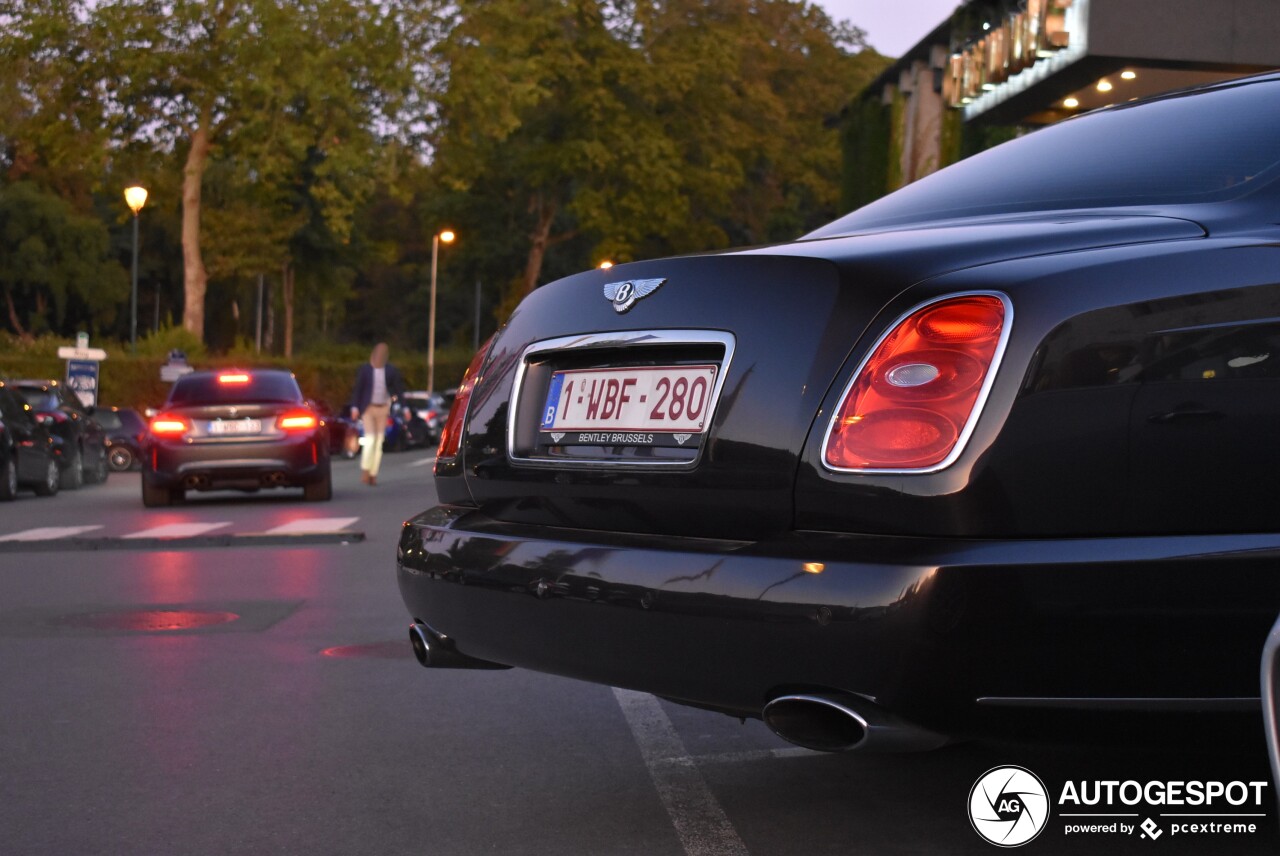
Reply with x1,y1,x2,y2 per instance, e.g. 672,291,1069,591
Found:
540,373,565,430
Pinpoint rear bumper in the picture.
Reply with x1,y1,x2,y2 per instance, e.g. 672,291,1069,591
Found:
397,505,1280,734
146,433,326,488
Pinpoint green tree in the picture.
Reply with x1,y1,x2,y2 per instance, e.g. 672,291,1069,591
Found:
0,181,127,337
2,0,435,343
429,0,878,308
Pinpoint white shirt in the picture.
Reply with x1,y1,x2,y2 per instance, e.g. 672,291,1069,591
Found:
371,367,389,405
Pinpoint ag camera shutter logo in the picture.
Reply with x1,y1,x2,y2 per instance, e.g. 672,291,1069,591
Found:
969,766,1050,847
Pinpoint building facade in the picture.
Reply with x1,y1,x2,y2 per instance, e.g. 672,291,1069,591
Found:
841,0,1280,211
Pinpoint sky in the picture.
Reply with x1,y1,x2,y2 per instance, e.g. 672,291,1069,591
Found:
817,0,962,57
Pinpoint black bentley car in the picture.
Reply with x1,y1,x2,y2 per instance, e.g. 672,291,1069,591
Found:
399,73,1280,753
141,369,331,506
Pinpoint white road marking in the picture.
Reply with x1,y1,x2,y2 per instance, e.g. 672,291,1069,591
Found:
0,525,104,542
612,688,750,856
677,747,815,766
264,517,359,535
122,522,230,539
407,456,436,468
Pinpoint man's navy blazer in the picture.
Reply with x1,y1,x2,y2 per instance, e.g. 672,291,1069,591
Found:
351,363,406,415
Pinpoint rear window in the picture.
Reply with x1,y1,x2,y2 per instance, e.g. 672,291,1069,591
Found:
94,411,123,429
17,389,59,411
167,373,303,405
811,79,1280,236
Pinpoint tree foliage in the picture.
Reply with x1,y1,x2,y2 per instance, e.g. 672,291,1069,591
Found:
429,0,882,305
1,0,888,352
0,181,127,337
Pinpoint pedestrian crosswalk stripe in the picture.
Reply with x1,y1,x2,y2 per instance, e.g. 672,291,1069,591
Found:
0,525,105,542
264,517,359,535
407,456,436,467
122,522,231,539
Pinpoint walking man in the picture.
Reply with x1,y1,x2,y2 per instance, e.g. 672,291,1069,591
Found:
350,342,406,486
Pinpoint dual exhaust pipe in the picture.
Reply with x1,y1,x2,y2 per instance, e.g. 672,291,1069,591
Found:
409,622,510,670
762,693,948,753
407,624,941,753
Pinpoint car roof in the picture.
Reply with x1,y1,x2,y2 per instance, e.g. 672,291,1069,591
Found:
11,379,59,390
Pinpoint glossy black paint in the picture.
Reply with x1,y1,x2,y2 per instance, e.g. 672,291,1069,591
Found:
399,507,1280,730
401,74,1280,737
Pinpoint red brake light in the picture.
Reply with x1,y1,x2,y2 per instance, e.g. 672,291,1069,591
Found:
150,414,191,437
277,409,318,431
825,294,1008,471
218,373,251,384
436,336,495,462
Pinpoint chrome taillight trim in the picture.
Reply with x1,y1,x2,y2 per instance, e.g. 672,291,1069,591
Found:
820,291,1014,475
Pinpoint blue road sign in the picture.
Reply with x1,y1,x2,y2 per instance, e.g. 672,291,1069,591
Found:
66,359,100,408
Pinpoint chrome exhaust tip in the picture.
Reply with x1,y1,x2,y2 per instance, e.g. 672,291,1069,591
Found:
762,693,948,753
408,622,511,670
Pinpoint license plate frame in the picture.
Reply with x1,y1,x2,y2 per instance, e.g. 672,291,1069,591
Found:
507,330,737,470
537,364,717,448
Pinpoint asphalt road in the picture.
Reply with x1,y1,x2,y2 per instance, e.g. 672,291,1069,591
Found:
0,454,1276,855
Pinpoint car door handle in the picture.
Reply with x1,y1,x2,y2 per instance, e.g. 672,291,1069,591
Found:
1147,407,1225,424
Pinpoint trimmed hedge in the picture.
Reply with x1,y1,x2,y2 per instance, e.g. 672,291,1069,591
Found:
0,351,474,411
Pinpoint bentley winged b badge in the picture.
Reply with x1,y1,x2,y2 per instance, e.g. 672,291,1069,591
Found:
603,278,666,314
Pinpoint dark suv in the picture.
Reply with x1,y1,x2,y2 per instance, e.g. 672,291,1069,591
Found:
13,380,108,489
141,369,331,506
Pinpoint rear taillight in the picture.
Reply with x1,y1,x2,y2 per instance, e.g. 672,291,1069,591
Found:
150,413,191,437
277,409,319,432
824,294,1009,472
436,335,495,462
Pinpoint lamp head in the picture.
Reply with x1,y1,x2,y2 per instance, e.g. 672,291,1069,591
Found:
124,185,148,215
438,229,456,244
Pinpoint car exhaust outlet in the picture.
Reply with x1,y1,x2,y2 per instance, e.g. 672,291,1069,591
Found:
409,622,511,670
761,693,948,753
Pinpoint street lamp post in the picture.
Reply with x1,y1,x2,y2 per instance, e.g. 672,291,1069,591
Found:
428,229,455,393
124,185,148,353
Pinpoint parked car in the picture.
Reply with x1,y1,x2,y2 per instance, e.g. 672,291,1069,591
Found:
316,401,360,460
0,381,60,499
93,406,147,471
12,379,108,489
398,73,1280,753
401,391,449,445
141,369,331,506
351,401,415,453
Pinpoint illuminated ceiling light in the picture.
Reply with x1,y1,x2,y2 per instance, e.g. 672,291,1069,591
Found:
1096,79,1113,92
1063,97,1080,108
1121,70,1137,80
802,562,825,574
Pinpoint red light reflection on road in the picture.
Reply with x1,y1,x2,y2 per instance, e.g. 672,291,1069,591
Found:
53,610,240,632
320,641,407,659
